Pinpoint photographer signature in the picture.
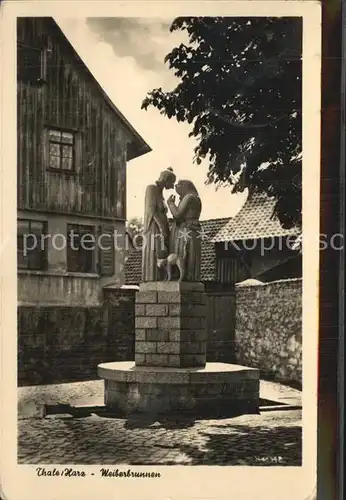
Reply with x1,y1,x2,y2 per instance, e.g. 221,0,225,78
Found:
254,456,284,464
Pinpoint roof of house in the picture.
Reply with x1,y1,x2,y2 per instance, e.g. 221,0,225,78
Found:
199,218,232,281
124,194,302,284
51,18,151,161
124,217,231,285
212,192,301,242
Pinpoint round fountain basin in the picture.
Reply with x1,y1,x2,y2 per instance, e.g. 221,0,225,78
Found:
98,361,260,417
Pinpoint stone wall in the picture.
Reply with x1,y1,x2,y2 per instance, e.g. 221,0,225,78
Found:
18,272,103,307
18,278,303,386
18,287,136,386
235,278,302,385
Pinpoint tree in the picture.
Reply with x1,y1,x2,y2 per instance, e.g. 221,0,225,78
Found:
142,17,302,228
126,217,144,246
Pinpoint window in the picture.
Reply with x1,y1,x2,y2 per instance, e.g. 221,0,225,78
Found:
48,129,75,171
17,219,47,270
17,43,47,85
67,224,95,273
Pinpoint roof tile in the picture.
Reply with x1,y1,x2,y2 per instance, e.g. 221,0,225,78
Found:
212,193,300,242
125,194,301,284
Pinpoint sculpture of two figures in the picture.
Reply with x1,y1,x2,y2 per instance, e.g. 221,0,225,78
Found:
142,168,202,282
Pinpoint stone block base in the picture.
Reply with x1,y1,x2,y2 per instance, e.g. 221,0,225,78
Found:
135,281,207,368
98,361,260,417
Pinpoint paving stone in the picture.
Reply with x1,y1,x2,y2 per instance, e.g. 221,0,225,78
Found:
144,354,169,366
17,381,302,467
135,341,157,354
156,342,180,354
166,355,181,367
146,329,169,342
135,354,146,365
135,329,146,341
136,291,157,304
157,317,180,330
135,317,157,329
168,330,181,342
180,354,206,367
168,304,181,316
145,304,168,316
135,305,146,316
157,292,181,304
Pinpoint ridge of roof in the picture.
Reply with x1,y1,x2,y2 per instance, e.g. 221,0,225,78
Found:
51,18,151,161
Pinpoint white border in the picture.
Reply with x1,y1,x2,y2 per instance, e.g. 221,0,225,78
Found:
0,2,321,500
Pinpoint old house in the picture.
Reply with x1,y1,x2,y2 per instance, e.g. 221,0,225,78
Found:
211,192,302,283
17,17,151,307
17,18,151,385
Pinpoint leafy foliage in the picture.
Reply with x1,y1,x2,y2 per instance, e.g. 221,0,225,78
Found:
142,17,302,228
126,217,143,241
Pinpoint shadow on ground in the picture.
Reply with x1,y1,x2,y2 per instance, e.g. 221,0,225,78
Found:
184,425,301,466
128,425,302,466
43,404,219,429
42,397,300,430
18,402,302,466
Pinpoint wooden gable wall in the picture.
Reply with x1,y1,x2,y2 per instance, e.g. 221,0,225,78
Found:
17,17,129,220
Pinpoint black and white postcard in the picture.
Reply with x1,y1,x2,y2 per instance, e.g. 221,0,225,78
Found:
0,1,322,500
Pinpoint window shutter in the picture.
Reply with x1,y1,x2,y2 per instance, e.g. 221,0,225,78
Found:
99,224,115,276
17,45,45,85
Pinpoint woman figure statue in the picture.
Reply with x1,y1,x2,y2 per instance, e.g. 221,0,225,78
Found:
142,167,176,282
167,179,202,282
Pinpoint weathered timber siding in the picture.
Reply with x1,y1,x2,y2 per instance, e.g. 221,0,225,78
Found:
17,18,128,218
235,279,302,385
18,288,136,386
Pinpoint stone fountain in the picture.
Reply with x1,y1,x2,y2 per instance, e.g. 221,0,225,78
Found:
98,171,260,416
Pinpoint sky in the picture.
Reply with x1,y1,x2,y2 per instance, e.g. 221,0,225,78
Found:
56,17,248,221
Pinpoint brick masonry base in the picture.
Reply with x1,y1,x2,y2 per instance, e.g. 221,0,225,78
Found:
135,281,207,368
97,361,260,417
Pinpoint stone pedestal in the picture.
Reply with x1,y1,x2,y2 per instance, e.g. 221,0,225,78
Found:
134,281,206,368
98,281,260,416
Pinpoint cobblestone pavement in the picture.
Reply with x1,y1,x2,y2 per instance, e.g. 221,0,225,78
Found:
18,407,302,466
